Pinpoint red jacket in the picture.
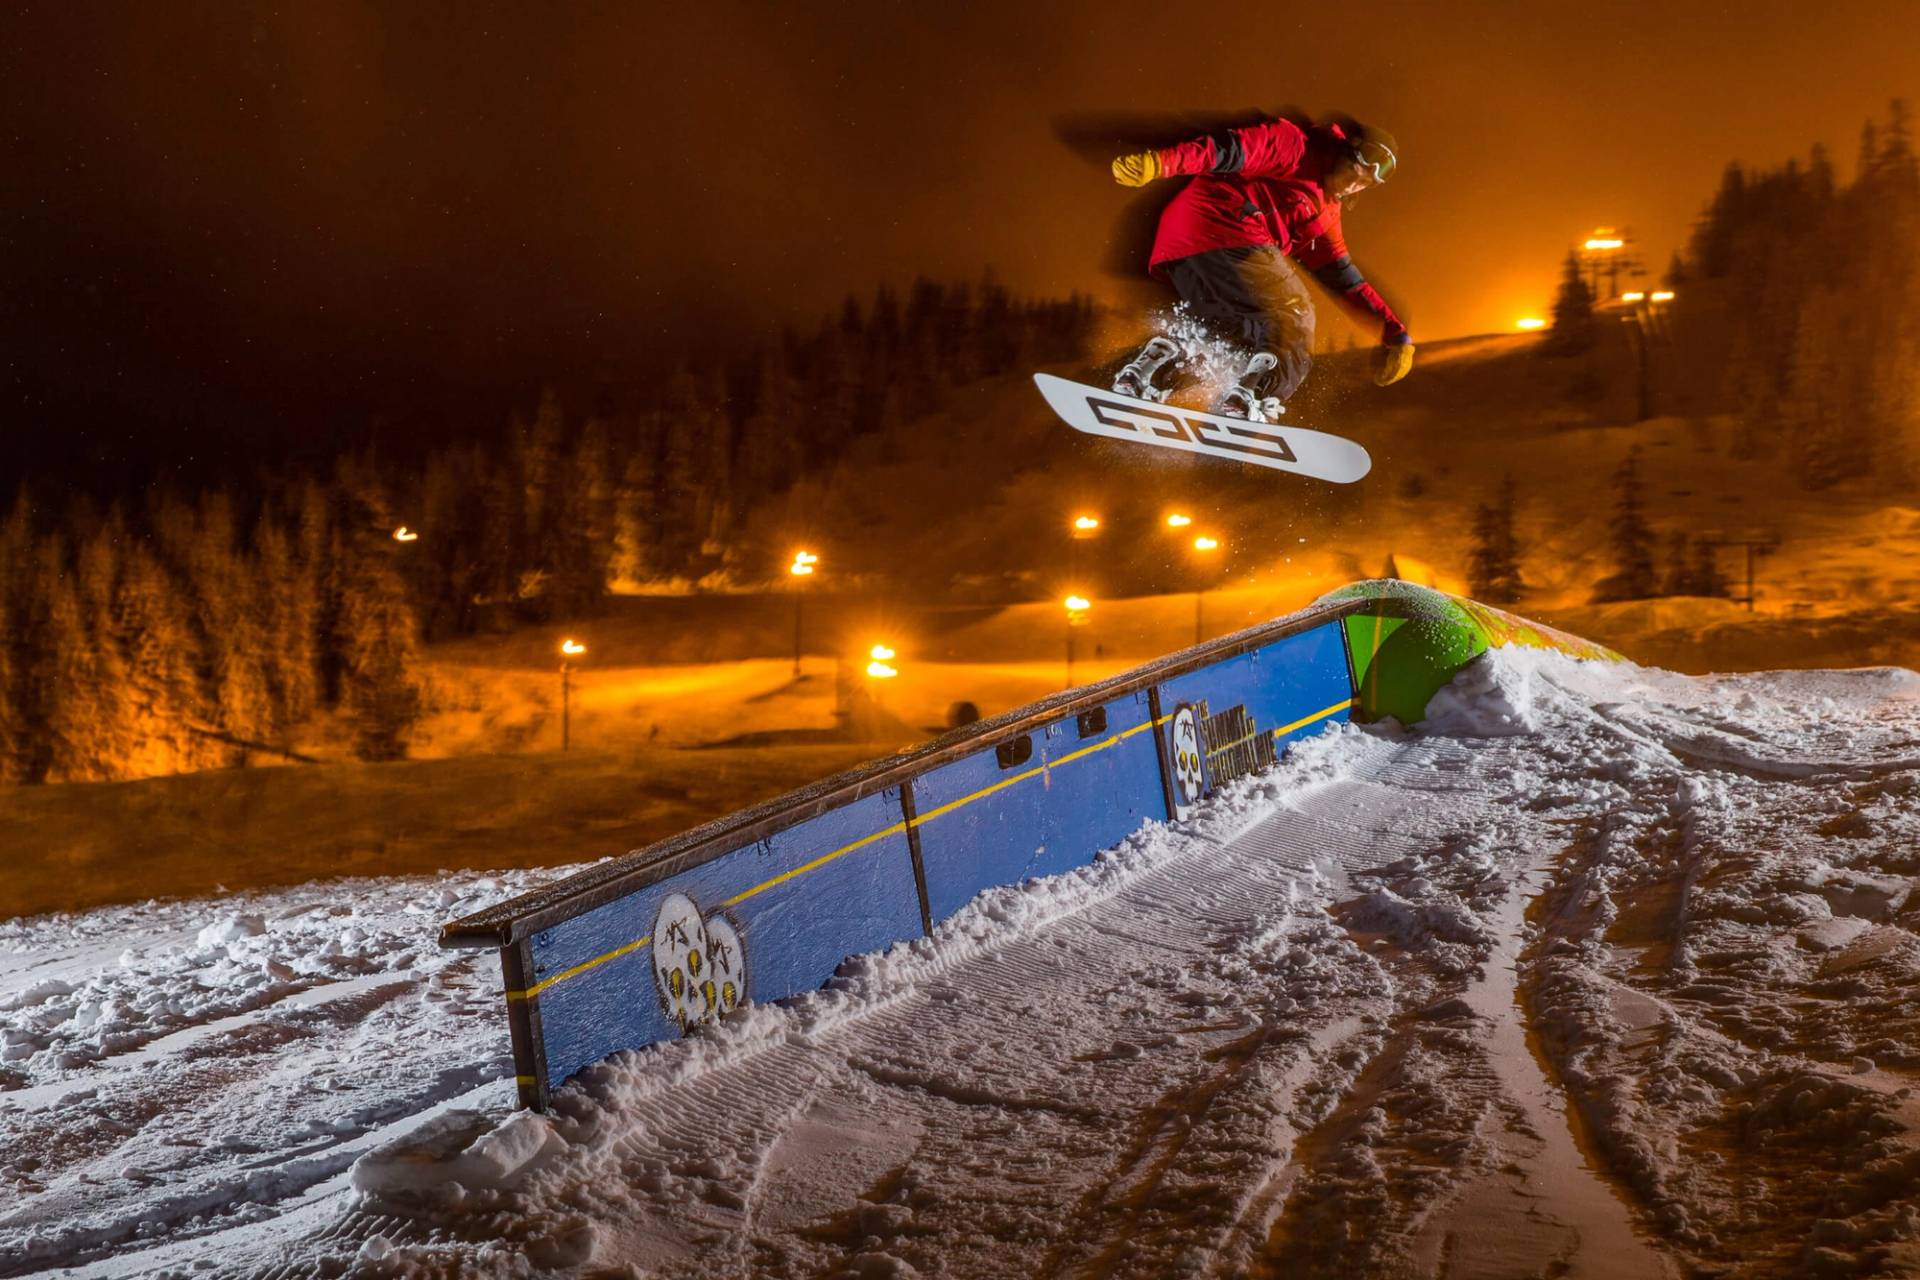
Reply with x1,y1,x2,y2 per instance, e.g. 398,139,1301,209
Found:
1149,119,1408,342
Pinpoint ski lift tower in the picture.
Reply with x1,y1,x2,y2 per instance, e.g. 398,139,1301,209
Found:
1581,228,1643,302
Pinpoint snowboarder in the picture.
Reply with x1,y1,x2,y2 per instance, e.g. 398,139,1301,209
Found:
1108,116,1414,420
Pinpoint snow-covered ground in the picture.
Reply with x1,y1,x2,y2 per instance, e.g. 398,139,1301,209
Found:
5,649,1920,1277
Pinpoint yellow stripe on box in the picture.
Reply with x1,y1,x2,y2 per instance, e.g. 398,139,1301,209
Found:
512,700,1342,1003
1270,698,1356,739
723,820,910,907
508,932,654,1000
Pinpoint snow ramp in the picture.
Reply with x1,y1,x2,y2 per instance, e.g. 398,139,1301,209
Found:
442,580,1620,1111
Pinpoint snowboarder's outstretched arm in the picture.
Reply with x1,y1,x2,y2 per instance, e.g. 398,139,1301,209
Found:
1111,119,1308,186
1296,229,1415,385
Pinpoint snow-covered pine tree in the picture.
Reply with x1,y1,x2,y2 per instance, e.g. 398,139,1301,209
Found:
68,527,144,778
113,541,211,777
254,514,320,733
338,545,422,763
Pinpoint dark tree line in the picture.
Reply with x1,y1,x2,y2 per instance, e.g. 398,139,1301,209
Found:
403,277,1095,635
1594,448,1729,602
1680,102,1920,488
0,475,418,782
1467,448,1728,605
1,278,1096,784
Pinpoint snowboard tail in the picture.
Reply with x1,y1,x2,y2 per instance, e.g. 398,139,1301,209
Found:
1033,372,1371,484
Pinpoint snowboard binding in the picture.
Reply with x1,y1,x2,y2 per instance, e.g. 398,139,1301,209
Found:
1111,336,1180,402
1216,352,1286,424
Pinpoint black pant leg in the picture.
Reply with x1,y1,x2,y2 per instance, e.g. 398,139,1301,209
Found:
1164,247,1316,400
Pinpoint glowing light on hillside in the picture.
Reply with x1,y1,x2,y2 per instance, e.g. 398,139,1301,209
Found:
1072,515,1100,532
1165,512,1193,528
866,657,899,679
560,639,586,657
1192,536,1220,553
1651,290,1675,303
1621,291,1646,303
1584,236,1625,251
392,526,419,542
869,644,895,662
1064,595,1090,611
789,550,818,576
1516,318,1546,331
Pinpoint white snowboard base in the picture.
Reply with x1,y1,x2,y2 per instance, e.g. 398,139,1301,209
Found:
1033,372,1372,484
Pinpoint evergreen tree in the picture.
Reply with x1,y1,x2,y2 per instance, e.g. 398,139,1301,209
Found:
114,542,213,775
655,369,715,575
295,480,346,710
256,514,324,732
23,539,78,783
1691,539,1729,597
974,266,1019,376
1468,476,1524,604
1857,121,1881,186
1782,286,1871,488
612,412,662,587
1689,163,1747,279
864,284,901,394
1548,250,1595,354
1660,531,1693,597
67,526,144,778
338,547,422,762
1596,448,1659,601
476,444,528,609
1807,142,1836,205
413,446,486,639
736,346,802,505
575,418,618,592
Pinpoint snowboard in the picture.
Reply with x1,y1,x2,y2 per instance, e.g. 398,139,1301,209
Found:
1033,372,1372,484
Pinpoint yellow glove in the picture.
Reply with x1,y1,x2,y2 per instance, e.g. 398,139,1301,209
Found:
1111,151,1161,187
1373,341,1414,386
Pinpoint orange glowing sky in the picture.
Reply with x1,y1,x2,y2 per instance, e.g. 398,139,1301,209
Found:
6,1,1920,474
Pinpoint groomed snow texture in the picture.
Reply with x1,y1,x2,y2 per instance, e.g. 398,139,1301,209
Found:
5,650,1920,1277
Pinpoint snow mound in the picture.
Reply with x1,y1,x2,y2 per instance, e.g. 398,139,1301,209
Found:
8,648,1920,1277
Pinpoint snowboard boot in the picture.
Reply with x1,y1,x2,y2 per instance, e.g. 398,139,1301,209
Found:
1215,352,1286,424
1112,336,1180,401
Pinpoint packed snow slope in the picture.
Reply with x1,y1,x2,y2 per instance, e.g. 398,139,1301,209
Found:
6,648,1920,1277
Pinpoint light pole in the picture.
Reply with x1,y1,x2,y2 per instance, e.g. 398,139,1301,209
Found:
1190,535,1221,645
1705,533,1775,612
559,638,585,750
1582,229,1629,300
1063,595,1091,689
788,550,818,676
